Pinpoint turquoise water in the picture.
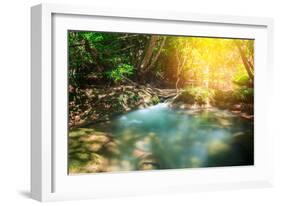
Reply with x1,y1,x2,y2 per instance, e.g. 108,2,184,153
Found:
93,103,254,171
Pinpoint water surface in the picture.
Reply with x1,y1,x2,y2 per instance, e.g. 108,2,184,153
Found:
86,103,254,172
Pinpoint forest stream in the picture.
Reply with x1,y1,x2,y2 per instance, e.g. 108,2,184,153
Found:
69,103,254,174
68,31,255,174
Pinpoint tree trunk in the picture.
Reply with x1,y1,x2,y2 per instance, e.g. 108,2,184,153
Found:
175,77,181,92
143,37,166,73
139,35,158,71
235,41,254,81
175,42,188,93
84,39,104,72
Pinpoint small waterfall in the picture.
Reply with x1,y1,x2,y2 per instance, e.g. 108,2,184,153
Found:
163,93,179,105
149,102,169,109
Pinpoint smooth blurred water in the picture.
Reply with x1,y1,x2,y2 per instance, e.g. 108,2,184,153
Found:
93,103,254,171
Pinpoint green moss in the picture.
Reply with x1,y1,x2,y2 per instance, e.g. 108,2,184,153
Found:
69,128,95,138
151,96,160,105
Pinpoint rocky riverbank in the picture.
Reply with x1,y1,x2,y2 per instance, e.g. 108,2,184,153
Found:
69,85,253,128
69,85,178,128
171,88,254,120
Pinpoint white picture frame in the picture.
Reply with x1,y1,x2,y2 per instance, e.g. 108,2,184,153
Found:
31,3,274,202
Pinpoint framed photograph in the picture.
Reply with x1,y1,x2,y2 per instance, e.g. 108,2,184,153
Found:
31,3,274,201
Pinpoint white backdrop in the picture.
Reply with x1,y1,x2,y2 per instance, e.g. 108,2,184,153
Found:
0,0,280,205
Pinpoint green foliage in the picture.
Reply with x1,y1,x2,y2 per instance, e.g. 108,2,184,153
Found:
213,90,234,105
68,31,151,86
232,71,250,86
213,87,254,105
177,86,215,105
132,93,141,102
233,87,254,103
105,64,134,82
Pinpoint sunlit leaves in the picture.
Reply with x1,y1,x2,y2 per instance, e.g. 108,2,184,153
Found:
166,37,254,90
